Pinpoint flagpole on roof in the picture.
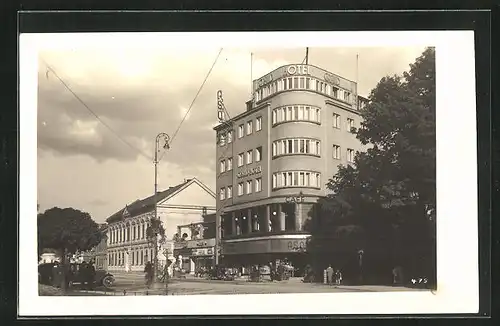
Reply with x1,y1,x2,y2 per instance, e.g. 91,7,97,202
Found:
250,52,253,99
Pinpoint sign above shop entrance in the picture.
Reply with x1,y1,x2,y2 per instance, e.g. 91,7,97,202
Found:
285,65,310,76
222,237,309,255
285,191,305,203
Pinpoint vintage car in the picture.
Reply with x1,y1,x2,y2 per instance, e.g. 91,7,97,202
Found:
47,263,115,289
38,262,57,285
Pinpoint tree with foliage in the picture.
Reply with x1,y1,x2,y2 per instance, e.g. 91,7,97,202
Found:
38,207,102,291
307,47,436,286
146,218,166,279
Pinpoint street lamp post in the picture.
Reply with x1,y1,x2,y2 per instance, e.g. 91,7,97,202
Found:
153,132,170,281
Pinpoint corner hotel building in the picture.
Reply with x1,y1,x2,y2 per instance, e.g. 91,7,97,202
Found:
214,63,368,273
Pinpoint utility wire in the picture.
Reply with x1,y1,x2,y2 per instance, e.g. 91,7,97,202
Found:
41,59,153,161
158,48,224,163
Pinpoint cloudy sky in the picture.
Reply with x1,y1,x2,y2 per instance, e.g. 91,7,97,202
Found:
35,33,426,223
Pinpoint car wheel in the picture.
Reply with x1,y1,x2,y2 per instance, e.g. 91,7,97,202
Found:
102,276,114,288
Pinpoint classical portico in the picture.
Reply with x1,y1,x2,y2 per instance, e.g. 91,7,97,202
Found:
107,212,155,272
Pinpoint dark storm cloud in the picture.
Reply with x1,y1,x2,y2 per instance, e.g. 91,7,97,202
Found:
88,198,108,206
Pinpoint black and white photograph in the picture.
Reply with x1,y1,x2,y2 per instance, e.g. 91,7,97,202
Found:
19,30,479,316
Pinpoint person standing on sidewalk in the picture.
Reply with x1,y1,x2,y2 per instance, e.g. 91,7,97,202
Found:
326,265,334,285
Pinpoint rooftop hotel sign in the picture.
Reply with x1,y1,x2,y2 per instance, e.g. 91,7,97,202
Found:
253,64,354,93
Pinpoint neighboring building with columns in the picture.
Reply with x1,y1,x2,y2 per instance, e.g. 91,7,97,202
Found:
93,224,108,270
105,178,216,273
214,63,368,273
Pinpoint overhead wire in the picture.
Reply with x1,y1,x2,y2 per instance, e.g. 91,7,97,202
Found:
158,48,224,163
41,58,153,161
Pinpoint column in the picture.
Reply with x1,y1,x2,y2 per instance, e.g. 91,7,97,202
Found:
294,203,302,231
278,204,286,231
247,209,252,233
231,212,236,235
265,205,271,232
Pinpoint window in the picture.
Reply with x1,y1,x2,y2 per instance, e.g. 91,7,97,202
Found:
227,130,233,143
333,113,340,129
272,138,321,157
347,118,355,132
247,121,253,135
246,150,253,164
246,180,253,194
255,178,262,192
332,145,341,159
255,146,262,162
344,91,351,103
272,171,321,189
218,132,226,147
227,157,233,171
220,160,226,173
227,185,233,198
347,148,355,162
238,183,244,196
220,188,225,200
238,124,244,138
256,116,262,131
238,153,244,167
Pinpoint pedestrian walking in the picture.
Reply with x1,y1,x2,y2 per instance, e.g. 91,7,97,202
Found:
144,261,153,288
326,265,334,285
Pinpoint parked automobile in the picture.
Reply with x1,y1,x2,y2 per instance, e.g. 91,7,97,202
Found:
51,263,115,289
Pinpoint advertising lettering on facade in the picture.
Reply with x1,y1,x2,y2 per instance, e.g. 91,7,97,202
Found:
252,64,354,93
258,73,274,87
285,192,305,203
186,238,216,249
287,240,306,251
217,90,226,123
236,166,262,179
191,248,214,257
285,64,310,76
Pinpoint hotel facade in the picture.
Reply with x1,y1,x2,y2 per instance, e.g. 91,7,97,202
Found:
214,63,368,272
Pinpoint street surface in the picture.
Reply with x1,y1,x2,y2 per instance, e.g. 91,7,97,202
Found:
73,272,426,296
